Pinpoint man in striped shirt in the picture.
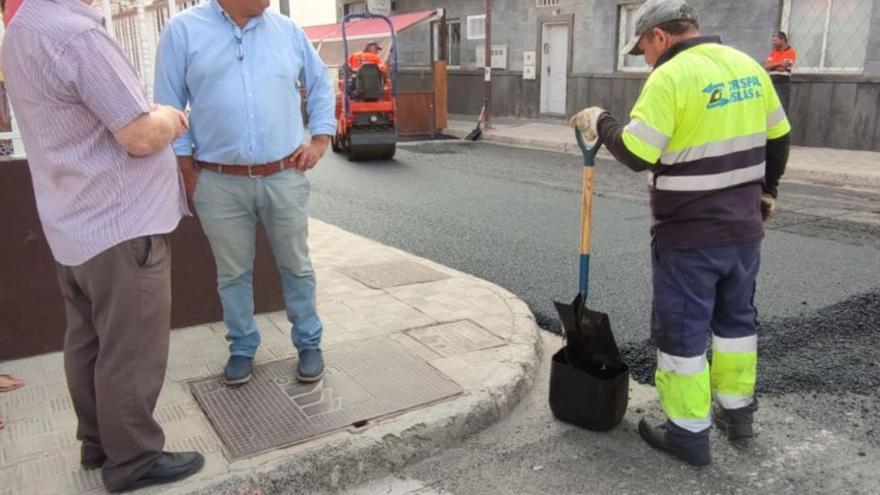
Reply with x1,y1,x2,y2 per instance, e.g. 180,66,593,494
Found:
3,0,204,491
572,0,790,466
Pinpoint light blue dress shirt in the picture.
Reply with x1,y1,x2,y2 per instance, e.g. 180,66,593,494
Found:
154,1,336,164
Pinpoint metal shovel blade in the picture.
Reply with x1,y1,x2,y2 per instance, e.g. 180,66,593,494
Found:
553,293,622,376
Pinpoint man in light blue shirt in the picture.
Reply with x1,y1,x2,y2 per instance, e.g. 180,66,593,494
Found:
155,0,336,385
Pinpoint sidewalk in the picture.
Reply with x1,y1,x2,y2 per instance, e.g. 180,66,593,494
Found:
0,219,541,495
447,115,880,190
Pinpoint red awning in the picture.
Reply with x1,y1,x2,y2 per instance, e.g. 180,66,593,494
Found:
304,9,444,43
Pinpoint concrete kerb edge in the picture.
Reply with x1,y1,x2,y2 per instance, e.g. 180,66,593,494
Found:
170,221,543,495
444,127,615,161
446,127,880,190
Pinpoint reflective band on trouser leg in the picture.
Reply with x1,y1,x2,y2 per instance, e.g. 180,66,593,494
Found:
655,351,711,433
711,335,757,410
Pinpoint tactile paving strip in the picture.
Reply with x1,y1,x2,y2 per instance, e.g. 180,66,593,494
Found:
406,320,505,357
190,338,462,459
340,260,450,289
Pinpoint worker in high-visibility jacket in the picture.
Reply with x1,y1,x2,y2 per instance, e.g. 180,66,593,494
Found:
572,0,790,466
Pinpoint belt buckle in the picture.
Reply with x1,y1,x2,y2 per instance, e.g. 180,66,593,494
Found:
247,165,263,178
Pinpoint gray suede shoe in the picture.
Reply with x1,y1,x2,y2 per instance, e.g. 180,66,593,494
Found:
297,349,325,383
223,356,253,386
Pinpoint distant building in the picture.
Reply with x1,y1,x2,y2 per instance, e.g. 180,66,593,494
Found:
289,0,336,27
337,0,880,151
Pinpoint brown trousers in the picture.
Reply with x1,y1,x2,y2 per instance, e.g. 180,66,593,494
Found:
55,235,172,491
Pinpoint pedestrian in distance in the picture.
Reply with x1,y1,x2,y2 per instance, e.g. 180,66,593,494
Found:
154,0,337,387
764,31,797,114
2,0,204,491
570,0,791,466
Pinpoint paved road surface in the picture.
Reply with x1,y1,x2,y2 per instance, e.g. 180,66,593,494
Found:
310,141,880,339
309,141,880,494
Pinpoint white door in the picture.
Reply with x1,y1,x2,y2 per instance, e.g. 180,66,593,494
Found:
540,23,569,115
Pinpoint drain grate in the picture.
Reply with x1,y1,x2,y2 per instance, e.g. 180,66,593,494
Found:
340,260,450,289
190,338,462,459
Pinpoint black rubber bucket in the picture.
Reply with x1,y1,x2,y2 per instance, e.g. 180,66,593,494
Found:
549,347,630,431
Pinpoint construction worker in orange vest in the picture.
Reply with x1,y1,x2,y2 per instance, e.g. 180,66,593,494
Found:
348,41,386,73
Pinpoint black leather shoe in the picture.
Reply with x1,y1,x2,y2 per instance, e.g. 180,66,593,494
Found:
109,451,204,493
81,444,107,470
638,418,710,466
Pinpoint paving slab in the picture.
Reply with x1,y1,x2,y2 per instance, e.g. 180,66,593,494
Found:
0,219,541,495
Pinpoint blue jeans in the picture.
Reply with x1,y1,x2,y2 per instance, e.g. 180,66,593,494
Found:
193,168,322,358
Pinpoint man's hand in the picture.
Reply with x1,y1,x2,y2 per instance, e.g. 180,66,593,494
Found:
114,104,189,157
761,193,776,222
291,135,331,172
178,156,199,202
569,107,607,142
154,104,189,139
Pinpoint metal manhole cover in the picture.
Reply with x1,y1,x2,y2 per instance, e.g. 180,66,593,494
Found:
190,338,462,459
341,260,450,289
406,320,505,357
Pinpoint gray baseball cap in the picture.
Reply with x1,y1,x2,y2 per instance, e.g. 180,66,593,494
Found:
621,0,699,56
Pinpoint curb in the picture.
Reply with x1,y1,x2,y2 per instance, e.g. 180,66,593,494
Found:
445,126,616,161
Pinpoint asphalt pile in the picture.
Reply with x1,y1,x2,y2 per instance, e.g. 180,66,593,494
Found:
621,290,880,395
620,290,880,447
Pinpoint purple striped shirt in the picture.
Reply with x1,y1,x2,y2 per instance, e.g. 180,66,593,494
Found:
3,0,188,266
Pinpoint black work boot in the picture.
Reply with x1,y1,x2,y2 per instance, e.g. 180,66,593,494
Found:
713,398,759,441
638,418,710,466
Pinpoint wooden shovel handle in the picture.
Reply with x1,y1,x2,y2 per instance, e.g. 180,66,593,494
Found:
580,166,595,256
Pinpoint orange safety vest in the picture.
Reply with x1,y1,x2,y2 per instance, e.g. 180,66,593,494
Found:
766,47,797,75
348,51,386,72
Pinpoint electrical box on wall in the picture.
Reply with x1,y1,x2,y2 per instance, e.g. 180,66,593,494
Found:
522,50,536,79
476,45,508,69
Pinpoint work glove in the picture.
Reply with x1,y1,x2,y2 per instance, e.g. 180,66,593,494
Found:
761,193,776,222
570,106,607,143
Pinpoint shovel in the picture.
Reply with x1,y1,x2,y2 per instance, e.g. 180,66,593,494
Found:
553,130,622,369
548,130,628,431
465,99,487,141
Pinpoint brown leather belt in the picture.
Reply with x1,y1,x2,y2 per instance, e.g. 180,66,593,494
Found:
196,153,295,178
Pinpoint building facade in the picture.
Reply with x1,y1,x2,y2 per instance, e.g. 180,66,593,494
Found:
338,0,880,151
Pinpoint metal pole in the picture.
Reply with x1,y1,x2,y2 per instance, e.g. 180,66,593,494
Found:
8,106,24,158
440,12,448,62
135,0,152,98
484,0,492,129
0,20,24,158
102,0,115,38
